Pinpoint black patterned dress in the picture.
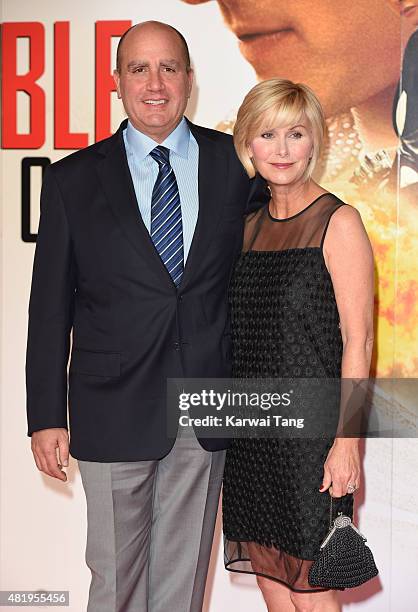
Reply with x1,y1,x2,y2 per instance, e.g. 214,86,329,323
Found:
222,193,354,592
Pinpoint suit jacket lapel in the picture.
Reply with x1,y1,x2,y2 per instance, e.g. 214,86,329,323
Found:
180,120,227,290
95,120,175,288
95,119,227,291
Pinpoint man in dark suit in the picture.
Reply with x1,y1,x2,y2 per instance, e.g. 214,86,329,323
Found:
26,20,265,612
392,1,418,200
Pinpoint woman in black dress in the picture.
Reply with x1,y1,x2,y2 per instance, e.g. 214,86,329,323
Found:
222,79,375,611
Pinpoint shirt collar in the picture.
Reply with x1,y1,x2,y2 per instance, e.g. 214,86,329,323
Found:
125,117,190,161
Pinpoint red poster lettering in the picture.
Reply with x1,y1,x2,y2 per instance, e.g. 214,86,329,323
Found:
95,20,131,142
54,22,88,150
1,22,45,149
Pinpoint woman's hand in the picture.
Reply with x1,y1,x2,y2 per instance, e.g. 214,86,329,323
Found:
320,438,360,497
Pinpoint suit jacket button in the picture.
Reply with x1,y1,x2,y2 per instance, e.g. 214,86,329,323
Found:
173,341,180,350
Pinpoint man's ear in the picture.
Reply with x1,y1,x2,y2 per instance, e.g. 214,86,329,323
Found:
187,68,194,99
113,70,122,99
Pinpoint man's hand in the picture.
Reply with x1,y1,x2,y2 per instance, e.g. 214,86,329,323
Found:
31,428,69,481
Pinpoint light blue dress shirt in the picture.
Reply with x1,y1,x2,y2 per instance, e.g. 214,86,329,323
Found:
123,118,199,263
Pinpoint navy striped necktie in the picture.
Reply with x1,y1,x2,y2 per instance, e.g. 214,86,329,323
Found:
150,146,184,287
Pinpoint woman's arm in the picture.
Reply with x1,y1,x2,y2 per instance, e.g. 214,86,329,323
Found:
320,204,374,497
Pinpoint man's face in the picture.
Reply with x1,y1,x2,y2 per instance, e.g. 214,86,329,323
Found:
113,24,193,142
182,0,401,118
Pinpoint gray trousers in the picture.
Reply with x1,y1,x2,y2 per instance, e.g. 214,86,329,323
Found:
78,428,225,612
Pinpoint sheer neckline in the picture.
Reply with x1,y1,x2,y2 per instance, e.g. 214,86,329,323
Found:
267,193,330,222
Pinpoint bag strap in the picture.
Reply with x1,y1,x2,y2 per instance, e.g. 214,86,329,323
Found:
329,493,354,529
329,495,334,530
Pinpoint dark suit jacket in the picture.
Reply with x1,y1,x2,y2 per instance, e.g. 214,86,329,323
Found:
26,118,268,461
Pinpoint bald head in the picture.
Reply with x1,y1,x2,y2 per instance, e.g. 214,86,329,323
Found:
116,21,191,73
112,19,194,142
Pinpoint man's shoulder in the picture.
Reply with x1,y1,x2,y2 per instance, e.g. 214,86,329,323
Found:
186,120,233,147
47,130,120,177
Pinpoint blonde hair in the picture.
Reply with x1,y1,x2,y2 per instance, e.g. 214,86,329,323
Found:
233,78,326,181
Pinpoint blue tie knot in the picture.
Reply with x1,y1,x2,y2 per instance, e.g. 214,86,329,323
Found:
150,146,170,166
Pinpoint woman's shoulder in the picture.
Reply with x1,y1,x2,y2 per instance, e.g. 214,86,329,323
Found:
325,194,361,219
315,193,366,249
323,198,368,247
317,192,359,218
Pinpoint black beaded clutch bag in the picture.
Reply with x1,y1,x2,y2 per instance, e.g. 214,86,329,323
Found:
308,496,379,589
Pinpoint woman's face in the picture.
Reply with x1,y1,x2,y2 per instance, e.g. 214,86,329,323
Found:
248,119,314,188
183,0,402,117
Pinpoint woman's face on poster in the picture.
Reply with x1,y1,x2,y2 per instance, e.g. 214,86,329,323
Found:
398,0,418,24
183,0,402,117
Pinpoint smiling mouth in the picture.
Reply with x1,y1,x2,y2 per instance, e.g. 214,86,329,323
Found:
143,99,168,106
271,162,295,169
